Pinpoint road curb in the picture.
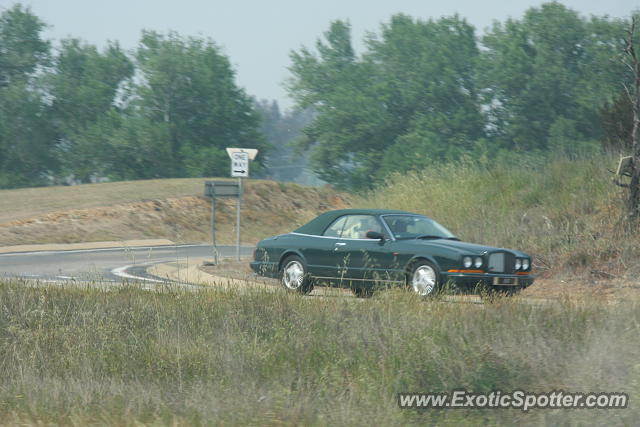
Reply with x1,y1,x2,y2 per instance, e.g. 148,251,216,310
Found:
146,257,274,290
145,259,362,298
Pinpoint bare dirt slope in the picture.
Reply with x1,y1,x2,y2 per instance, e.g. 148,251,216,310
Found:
0,179,350,246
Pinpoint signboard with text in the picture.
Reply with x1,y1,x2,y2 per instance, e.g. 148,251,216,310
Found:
230,151,249,178
204,181,240,198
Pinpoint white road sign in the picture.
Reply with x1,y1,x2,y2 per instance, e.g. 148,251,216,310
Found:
231,151,249,177
226,147,258,160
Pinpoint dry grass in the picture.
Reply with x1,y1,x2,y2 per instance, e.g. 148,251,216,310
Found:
360,155,640,280
202,260,640,302
0,177,212,224
0,279,637,425
3,159,640,424
3,155,639,284
0,179,350,245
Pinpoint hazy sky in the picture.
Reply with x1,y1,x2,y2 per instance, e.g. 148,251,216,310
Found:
7,0,638,110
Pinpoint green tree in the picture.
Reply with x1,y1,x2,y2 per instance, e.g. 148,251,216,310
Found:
82,112,174,181
480,2,625,151
48,38,134,182
0,4,53,188
288,16,484,190
369,15,484,177
0,4,49,88
130,31,265,178
289,21,377,189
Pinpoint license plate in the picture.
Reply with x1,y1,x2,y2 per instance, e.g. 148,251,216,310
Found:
495,277,516,285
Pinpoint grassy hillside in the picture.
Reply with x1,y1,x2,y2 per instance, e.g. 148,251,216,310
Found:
2,156,638,280
2,157,639,425
0,280,637,425
0,178,212,224
0,179,349,246
361,155,638,279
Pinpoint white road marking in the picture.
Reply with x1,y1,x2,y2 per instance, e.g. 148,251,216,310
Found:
111,265,165,283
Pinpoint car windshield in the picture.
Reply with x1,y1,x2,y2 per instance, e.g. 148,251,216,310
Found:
382,215,456,240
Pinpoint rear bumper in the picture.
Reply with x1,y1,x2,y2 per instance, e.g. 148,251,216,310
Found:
443,272,534,288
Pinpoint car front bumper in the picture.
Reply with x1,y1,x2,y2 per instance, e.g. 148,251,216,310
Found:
443,272,534,288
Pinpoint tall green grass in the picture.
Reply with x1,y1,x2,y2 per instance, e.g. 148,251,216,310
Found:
362,155,637,277
0,280,638,425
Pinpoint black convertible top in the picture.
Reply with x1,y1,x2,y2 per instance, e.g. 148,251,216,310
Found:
293,209,414,236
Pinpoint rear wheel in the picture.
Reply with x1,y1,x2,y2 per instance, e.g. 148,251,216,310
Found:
280,255,314,294
407,260,440,296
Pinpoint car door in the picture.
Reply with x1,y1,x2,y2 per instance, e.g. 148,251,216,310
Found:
332,215,396,282
299,215,348,278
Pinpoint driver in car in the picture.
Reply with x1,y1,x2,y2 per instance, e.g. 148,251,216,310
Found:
388,217,410,235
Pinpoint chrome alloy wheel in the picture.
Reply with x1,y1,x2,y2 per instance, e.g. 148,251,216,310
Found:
412,265,437,296
282,260,305,290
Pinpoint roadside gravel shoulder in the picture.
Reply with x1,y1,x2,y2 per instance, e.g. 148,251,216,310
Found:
147,257,276,290
147,258,354,297
148,258,640,302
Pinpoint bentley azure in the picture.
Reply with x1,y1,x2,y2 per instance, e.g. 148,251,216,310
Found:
250,209,534,296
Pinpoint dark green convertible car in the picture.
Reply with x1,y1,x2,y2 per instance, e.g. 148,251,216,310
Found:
250,209,534,296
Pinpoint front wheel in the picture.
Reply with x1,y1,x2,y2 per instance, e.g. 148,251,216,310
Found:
407,260,440,296
280,255,314,294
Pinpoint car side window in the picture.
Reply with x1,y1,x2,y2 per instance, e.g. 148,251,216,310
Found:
323,216,348,237
341,215,384,239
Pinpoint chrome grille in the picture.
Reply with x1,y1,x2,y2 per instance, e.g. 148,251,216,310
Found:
488,253,504,273
488,252,516,274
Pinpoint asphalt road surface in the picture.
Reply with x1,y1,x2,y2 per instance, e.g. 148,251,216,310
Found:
0,244,499,304
0,244,253,286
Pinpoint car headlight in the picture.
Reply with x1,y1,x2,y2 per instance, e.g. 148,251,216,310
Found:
474,257,483,268
522,258,530,270
463,256,473,268
515,258,522,270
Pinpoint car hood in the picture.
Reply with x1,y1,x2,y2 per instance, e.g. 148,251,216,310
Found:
399,238,525,256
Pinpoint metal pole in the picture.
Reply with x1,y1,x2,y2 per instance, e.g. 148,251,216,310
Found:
236,177,242,261
211,196,218,264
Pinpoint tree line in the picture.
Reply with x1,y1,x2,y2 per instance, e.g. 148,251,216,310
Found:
0,2,636,191
0,4,269,189
288,2,634,190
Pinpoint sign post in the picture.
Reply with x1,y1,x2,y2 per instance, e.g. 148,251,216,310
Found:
236,177,241,261
204,181,241,264
230,151,249,261
211,195,216,263
226,148,258,261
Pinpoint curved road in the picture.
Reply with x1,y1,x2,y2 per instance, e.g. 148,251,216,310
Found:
0,244,254,287
0,244,498,304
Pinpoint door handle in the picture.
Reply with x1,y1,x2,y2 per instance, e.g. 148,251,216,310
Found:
334,242,346,251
